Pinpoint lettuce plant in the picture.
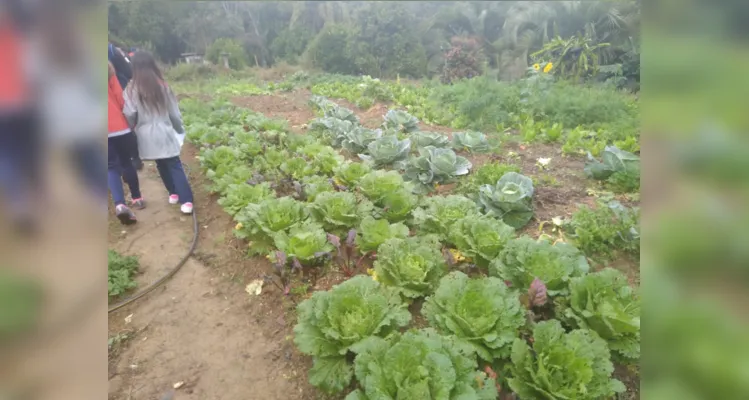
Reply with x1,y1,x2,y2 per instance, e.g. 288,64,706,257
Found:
273,221,333,263
382,109,419,133
490,236,590,297
293,276,411,394
334,162,372,188
508,320,625,400
342,127,383,154
411,131,451,149
217,182,275,217
309,117,354,147
452,131,490,153
234,197,308,255
422,271,525,361
561,268,641,361
373,236,447,298
210,164,254,195
356,216,409,254
311,145,345,175
358,135,412,169
309,192,373,233
404,146,472,193
478,172,535,229
412,195,481,240
199,145,242,181
346,329,498,400
448,215,515,267
281,156,319,180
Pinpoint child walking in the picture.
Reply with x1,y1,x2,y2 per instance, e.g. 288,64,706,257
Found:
108,62,143,224
123,51,194,214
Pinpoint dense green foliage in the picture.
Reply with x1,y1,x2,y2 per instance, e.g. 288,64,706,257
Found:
108,250,140,298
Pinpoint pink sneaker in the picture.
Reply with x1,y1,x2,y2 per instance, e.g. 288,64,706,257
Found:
131,198,146,210
180,202,193,215
169,194,179,205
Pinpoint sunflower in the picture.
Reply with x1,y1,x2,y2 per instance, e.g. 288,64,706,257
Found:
533,63,541,71
543,62,553,73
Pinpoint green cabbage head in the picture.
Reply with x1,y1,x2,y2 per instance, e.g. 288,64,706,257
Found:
345,329,498,400
478,172,535,229
508,320,625,400
293,276,411,394
373,236,447,298
422,271,525,361
448,215,515,267
412,195,481,240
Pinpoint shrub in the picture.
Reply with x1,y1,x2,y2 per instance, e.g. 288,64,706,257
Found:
441,36,485,83
206,38,249,70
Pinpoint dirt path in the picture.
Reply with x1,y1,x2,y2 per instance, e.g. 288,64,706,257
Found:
108,162,311,400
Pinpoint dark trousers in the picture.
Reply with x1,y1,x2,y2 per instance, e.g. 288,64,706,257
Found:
107,132,141,206
155,156,193,204
0,110,41,216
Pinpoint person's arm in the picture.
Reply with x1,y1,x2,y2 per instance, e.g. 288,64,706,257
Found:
110,45,132,82
165,86,184,134
122,87,138,128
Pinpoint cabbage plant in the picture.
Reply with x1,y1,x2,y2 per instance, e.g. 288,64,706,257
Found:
281,156,319,180
299,175,335,202
382,109,419,133
490,236,590,296
584,145,639,180
309,117,355,147
334,162,371,188
373,236,447,298
309,192,373,233
356,216,410,253
448,215,515,267
508,320,625,400
346,329,498,400
273,221,334,262
404,146,472,193
358,135,412,169
411,131,451,148
422,271,525,361
452,131,490,153
477,172,535,229
374,189,419,223
359,170,410,202
412,195,481,240
293,276,411,394
341,127,383,154
561,268,641,361
234,197,309,255
217,182,275,217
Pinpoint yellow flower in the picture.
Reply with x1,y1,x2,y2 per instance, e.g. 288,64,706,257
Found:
367,268,379,282
533,63,540,71
543,62,553,73
235,222,243,230
333,177,344,187
448,248,466,263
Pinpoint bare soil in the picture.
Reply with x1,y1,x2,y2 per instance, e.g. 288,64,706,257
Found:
107,157,316,400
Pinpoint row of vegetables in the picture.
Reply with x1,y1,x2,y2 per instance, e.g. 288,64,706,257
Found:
182,96,640,399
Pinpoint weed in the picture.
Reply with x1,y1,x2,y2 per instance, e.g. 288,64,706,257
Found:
108,250,139,298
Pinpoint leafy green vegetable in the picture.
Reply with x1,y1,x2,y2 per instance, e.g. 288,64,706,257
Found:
342,127,383,154
375,189,419,223
234,197,309,255
310,145,345,175
359,170,410,202
358,135,412,169
383,109,419,133
273,221,333,262
199,145,243,182
410,131,451,148
404,146,472,193
477,172,535,229
309,191,373,232
334,162,372,188
281,156,319,180
452,131,490,153
585,145,639,181
489,236,590,296
108,250,139,297
422,271,525,361
561,268,641,361
217,182,275,216
508,320,625,400
309,117,354,147
346,329,498,400
356,216,410,253
293,276,411,394
448,215,515,267
564,200,640,259
373,236,446,298
300,175,335,202
411,195,481,240
455,163,520,198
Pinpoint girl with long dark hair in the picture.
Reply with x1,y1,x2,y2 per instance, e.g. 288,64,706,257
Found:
123,51,194,214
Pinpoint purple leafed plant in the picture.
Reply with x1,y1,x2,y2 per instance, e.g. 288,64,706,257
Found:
270,251,291,296
328,230,368,277
528,278,548,307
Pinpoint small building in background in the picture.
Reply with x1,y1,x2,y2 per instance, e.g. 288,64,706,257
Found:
180,52,206,65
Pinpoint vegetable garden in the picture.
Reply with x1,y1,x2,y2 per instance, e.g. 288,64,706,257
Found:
176,68,640,399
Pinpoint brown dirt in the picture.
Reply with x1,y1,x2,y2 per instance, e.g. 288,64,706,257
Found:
107,151,316,400
230,89,315,133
